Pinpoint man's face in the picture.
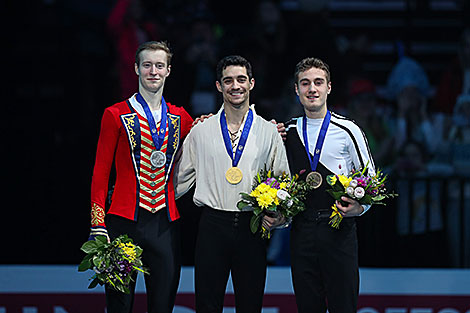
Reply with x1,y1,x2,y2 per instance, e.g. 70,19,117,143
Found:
216,65,254,108
295,67,331,115
135,49,171,93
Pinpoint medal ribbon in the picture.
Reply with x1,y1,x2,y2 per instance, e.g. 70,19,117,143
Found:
302,110,331,171
220,108,254,167
136,93,168,151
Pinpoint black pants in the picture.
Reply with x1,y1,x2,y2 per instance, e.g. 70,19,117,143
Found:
195,207,267,313
105,208,181,313
290,210,359,313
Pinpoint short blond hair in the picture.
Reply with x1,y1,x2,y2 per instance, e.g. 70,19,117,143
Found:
135,41,173,66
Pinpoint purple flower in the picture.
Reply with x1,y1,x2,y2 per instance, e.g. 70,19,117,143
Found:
265,178,280,189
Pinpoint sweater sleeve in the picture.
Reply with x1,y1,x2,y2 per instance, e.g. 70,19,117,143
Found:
348,123,376,215
90,108,120,232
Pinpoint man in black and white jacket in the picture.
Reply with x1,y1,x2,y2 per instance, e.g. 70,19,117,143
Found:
284,57,376,313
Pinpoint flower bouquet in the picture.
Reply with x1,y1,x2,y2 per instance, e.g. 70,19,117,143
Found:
237,167,313,238
326,166,398,228
78,234,149,294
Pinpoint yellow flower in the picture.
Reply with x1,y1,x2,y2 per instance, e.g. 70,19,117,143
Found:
273,196,280,205
256,183,271,193
268,187,278,198
338,175,352,187
329,203,343,229
119,242,137,262
279,182,288,189
257,192,274,209
250,189,261,197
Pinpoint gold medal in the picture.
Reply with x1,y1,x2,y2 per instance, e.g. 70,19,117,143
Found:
306,171,322,189
226,167,243,184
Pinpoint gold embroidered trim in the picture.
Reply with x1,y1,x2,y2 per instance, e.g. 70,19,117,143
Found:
169,115,180,150
91,203,105,226
123,115,137,149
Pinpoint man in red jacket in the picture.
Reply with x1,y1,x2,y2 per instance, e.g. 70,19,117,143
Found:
89,41,193,313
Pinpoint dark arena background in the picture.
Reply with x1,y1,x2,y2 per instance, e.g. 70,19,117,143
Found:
2,0,470,312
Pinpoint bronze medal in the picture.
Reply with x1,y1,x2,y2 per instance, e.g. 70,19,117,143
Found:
225,167,243,184
306,171,322,189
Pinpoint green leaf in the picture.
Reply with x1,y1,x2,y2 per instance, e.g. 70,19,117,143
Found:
120,234,131,243
237,201,250,210
252,207,262,216
78,254,93,272
88,278,100,289
80,240,99,254
326,190,346,201
361,195,373,204
92,255,104,268
95,235,108,244
250,214,262,234
325,175,336,186
332,181,345,192
371,194,386,202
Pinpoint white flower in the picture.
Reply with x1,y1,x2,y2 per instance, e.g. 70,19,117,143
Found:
354,187,365,199
277,189,290,201
346,186,355,197
287,199,294,208
349,179,358,188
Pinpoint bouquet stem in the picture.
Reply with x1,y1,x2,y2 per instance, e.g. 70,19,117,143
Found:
329,204,343,229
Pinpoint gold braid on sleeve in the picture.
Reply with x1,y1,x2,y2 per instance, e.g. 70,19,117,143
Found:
91,203,105,226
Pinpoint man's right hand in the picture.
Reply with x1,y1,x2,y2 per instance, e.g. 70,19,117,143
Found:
271,119,287,141
192,113,214,127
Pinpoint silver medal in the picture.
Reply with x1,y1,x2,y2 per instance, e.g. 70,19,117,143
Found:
150,150,166,168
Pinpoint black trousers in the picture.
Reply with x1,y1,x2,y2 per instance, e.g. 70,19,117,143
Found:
195,207,267,313
105,208,181,313
290,210,359,313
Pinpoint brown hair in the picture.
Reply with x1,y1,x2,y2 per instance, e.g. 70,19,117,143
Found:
294,57,330,84
135,41,173,66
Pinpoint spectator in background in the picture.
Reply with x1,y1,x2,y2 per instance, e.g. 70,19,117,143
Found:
346,78,393,166
107,0,161,100
384,56,446,162
386,59,449,267
433,27,470,114
445,94,470,267
448,93,470,173
243,0,289,121
184,15,219,117
336,33,374,110
393,139,446,267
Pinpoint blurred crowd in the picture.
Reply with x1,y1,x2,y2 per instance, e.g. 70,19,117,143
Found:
99,0,470,179
70,0,470,267
7,0,469,267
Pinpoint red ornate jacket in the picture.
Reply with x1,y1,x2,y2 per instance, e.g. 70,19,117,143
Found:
90,96,193,235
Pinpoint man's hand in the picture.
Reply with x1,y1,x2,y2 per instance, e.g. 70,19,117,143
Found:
262,212,286,230
335,197,364,217
271,119,287,141
192,113,214,127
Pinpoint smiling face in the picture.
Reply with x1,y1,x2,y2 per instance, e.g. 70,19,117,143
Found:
216,65,254,109
295,67,331,118
135,49,171,94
